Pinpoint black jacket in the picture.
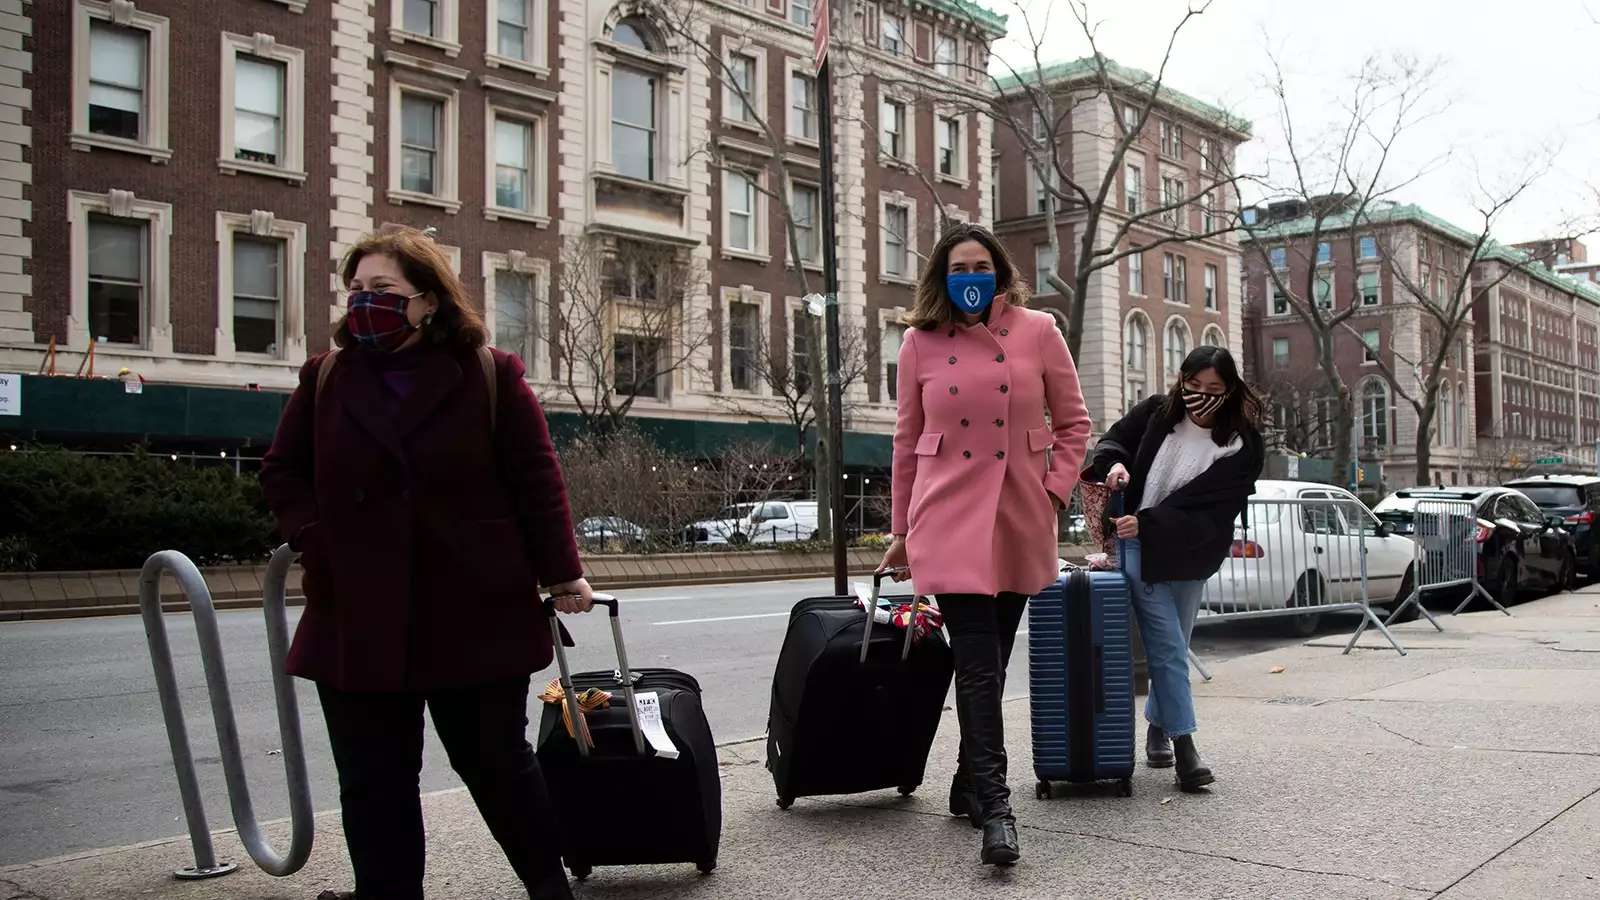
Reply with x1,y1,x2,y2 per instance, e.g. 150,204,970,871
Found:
1082,396,1264,583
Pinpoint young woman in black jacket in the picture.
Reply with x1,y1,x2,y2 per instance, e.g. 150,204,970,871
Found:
1082,346,1264,791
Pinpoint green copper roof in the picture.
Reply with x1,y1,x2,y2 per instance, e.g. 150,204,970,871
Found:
992,55,1252,137
1243,202,1600,307
915,0,1007,35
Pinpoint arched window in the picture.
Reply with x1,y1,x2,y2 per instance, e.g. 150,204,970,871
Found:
1456,390,1466,446
611,17,659,50
1164,319,1189,378
611,17,662,181
1438,383,1452,446
1124,314,1148,371
1361,379,1389,447
1201,324,1225,348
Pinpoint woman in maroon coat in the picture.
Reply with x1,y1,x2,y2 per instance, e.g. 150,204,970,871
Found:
261,226,591,900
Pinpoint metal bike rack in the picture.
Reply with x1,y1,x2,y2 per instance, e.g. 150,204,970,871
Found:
140,543,313,880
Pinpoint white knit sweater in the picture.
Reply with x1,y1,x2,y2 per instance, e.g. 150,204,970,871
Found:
1137,416,1243,513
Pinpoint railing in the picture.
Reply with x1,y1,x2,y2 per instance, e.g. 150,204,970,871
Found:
1347,498,1503,647
140,544,313,880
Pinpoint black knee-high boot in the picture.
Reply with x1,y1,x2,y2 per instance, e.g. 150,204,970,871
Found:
950,634,1020,865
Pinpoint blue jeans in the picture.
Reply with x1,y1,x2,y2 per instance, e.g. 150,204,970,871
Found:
1123,539,1205,738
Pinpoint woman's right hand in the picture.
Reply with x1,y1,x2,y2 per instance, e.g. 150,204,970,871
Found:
1106,463,1131,490
879,536,910,581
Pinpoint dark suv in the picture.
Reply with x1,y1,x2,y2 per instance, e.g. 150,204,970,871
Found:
1504,475,1600,577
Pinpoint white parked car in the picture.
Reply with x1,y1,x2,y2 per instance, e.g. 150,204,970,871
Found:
684,501,820,546
1201,480,1418,635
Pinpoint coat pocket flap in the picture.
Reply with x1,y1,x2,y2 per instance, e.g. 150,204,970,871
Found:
915,432,943,456
1028,427,1054,452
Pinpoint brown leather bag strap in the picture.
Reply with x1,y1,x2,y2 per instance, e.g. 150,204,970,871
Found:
477,345,498,433
314,348,340,408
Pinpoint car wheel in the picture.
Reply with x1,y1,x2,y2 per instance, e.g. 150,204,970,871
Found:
1387,567,1421,623
1493,560,1519,608
1284,574,1324,637
1559,552,1577,593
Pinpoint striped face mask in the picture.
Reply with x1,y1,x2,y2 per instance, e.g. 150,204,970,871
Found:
346,291,422,351
1182,387,1228,419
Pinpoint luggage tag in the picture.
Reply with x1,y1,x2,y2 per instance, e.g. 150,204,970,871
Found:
632,692,679,759
851,582,895,626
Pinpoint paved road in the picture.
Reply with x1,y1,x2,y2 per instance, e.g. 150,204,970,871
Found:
0,575,1328,865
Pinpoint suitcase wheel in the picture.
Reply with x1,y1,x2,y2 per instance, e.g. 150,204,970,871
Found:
570,863,592,882
698,858,717,876
1118,778,1133,798
1035,780,1053,800
776,795,794,810
897,784,916,797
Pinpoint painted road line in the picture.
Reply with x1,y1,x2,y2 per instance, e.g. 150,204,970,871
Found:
653,612,792,626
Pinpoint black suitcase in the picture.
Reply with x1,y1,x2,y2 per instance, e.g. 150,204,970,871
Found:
535,595,721,882
766,570,955,808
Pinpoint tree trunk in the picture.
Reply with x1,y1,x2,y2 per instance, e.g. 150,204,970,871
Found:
1414,399,1435,487
1330,388,1354,489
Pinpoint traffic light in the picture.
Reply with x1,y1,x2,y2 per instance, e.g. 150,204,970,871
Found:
1356,466,1366,483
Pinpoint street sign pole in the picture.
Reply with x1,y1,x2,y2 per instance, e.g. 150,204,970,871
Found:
814,0,847,595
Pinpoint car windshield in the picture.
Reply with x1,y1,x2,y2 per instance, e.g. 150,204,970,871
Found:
1511,485,1583,508
714,505,757,519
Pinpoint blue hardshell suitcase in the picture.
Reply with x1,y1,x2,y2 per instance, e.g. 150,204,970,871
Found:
1028,521,1137,798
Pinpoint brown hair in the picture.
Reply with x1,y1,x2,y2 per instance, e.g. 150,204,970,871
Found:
907,222,1032,329
334,225,487,350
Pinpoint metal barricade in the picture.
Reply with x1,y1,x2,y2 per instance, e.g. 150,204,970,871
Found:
1346,498,1504,648
140,544,313,880
1190,496,1409,657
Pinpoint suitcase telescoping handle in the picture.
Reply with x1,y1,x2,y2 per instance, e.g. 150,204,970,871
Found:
860,567,920,665
543,593,648,758
1110,489,1127,571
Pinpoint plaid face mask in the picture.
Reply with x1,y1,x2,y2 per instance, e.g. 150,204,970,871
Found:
347,290,422,350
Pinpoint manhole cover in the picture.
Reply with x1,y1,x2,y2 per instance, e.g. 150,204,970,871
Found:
1262,696,1323,706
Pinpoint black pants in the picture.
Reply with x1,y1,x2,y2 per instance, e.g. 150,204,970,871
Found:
317,677,572,900
940,593,1029,820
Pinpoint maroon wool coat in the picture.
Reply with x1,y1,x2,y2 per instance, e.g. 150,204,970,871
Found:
260,344,584,693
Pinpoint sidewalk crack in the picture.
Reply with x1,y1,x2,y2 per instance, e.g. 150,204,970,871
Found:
1432,783,1600,898
1348,712,1430,748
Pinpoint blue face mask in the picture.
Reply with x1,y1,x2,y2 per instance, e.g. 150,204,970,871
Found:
946,272,997,315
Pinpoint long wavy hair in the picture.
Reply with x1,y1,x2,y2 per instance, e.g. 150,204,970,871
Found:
1159,346,1262,446
907,223,1032,329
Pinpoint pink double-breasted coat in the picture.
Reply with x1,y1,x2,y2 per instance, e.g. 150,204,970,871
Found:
891,300,1092,597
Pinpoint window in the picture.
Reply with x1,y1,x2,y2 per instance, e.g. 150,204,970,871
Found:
1200,192,1215,232
989,160,999,222
1162,176,1184,225
1035,244,1056,295
790,71,818,142
880,99,907,160
1162,253,1174,300
1164,320,1188,376
1359,235,1378,260
1125,316,1148,371
74,4,171,160
1031,109,1047,141
935,35,957,77
495,0,532,61
1201,325,1224,348
789,0,813,28
1124,164,1142,213
613,66,657,180
1160,119,1183,158
231,236,283,356
883,322,907,400
1360,271,1380,306
219,33,307,182
1121,103,1138,134
1362,380,1389,445
1317,242,1332,264
881,16,904,55
1174,256,1188,304
614,335,662,398
1439,383,1452,446
792,307,813,393
493,115,534,212
87,216,146,346
791,182,820,266
400,93,442,194
1269,247,1287,270
937,116,961,178
727,52,757,124
1204,264,1217,309
1362,328,1380,363
233,57,285,167
883,204,910,277
1128,252,1144,295
1031,167,1051,214
725,170,758,253
405,0,437,36
494,269,536,363
1199,137,1213,172
1314,274,1333,309
729,301,759,391
1272,337,1289,369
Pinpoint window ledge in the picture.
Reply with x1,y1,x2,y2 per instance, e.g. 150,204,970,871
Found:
1158,152,1186,167
70,133,172,163
724,118,766,136
879,274,917,287
1163,299,1191,308
592,170,692,197
722,248,771,264
937,173,970,188
386,189,463,214
880,157,915,172
219,158,308,184
484,54,551,80
786,261,824,274
788,135,820,151
485,207,551,227
388,29,462,58
262,0,307,10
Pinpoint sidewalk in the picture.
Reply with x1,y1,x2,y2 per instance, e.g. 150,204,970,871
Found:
5,590,1599,899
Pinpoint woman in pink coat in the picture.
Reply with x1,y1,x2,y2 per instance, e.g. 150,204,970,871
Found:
880,223,1091,865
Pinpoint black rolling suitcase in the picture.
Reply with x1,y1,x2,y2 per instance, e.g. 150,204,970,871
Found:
766,570,955,808
535,595,721,882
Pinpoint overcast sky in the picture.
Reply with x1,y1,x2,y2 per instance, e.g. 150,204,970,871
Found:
990,0,1600,244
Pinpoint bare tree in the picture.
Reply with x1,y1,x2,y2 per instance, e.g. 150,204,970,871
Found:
715,309,870,458
554,235,711,434
1240,50,1445,487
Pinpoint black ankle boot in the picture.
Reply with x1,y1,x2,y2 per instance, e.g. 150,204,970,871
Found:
948,767,979,827
1145,724,1174,768
980,817,1021,866
1172,734,1215,792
